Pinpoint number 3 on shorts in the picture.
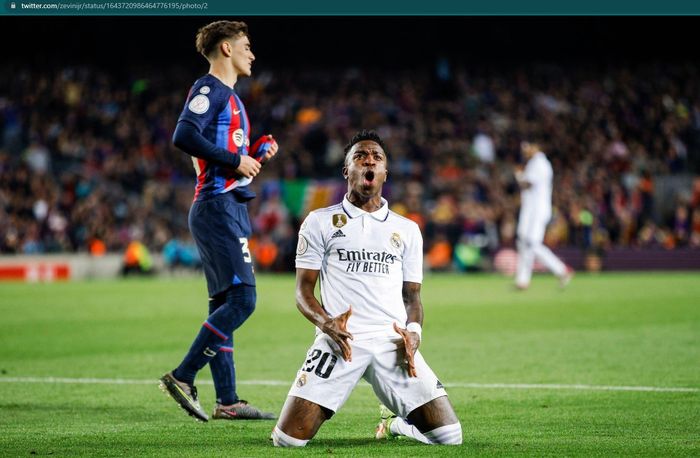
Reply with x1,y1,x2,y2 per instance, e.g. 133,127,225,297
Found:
239,237,252,263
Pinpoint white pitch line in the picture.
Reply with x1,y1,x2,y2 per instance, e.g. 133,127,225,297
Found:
0,377,286,387
0,377,697,393
442,382,699,393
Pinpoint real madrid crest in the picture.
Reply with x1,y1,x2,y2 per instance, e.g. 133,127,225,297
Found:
390,232,402,249
332,214,347,228
296,373,307,387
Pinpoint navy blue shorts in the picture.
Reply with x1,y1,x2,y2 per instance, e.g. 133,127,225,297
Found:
189,192,256,297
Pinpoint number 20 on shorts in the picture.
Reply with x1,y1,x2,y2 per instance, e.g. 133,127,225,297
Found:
302,349,338,379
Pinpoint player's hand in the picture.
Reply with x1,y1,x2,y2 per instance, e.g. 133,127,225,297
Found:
262,136,279,162
321,306,353,362
236,154,262,178
514,168,525,182
251,135,278,163
393,322,420,377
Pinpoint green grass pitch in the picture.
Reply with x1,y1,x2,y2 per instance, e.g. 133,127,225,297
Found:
0,272,698,456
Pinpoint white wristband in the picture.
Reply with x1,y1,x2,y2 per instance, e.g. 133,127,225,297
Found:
406,322,422,341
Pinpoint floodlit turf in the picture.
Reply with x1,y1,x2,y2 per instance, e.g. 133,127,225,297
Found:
0,272,698,456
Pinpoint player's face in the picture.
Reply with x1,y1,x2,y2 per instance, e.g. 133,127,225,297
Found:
521,142,537,159
229,34,255,77
344,140,388,197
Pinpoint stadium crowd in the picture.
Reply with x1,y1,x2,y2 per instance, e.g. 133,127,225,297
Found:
2,61,700,270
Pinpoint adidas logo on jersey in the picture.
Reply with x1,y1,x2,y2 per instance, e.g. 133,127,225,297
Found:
331,230,346,238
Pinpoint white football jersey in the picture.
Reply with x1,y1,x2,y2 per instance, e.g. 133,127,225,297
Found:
520,151,553,221
295,195,423,339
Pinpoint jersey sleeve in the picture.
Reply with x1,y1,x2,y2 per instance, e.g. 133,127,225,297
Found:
524,155,552,187
177,81,227,133
523,158,539,185
540,157,553,183
295,212,325,270
173,80,242,169
402,223,424,284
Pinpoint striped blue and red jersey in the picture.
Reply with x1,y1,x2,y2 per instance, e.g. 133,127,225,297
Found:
177,74,256,202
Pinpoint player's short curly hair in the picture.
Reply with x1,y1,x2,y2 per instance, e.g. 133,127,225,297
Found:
195,20,249,58
343,130,388,155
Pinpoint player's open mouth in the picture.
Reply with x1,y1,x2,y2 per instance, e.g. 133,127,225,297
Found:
363,170,375,185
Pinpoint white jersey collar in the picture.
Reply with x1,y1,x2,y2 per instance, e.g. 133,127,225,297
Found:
342,194,389,222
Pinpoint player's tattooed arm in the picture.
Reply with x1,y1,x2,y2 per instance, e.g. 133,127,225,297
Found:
402,281,424,327
395,281,424,377
295,268,354,361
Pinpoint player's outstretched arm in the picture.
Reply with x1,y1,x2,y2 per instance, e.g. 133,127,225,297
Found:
295,268,354,361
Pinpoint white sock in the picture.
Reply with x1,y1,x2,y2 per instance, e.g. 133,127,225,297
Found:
271,426,309,447
423,422,463,445
516,240,535,286
389,417,431,444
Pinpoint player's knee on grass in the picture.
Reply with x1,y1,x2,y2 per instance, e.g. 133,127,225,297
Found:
423,422,463,445
274,396,329,446
271,426,309,447
408,396,459,431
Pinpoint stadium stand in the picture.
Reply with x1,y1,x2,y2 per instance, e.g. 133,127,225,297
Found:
1,61,699,272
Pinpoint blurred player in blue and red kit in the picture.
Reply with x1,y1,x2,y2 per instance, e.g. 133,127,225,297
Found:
159,20,278,422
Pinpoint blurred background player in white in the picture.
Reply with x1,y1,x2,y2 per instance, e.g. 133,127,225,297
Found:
515,140,573,290
271,130,462,447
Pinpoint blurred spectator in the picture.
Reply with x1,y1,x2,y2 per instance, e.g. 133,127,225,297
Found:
122,240,154,276
672,204,690,247
453,236,485,272
88,238,106,256
472,121,495,164
426,233,453,272
0,60,698,268
251,234,279,272
23,138,51,175
162,237,201,271
690,208,700,248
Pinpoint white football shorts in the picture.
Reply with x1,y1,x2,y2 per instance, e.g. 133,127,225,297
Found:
286,333,448,418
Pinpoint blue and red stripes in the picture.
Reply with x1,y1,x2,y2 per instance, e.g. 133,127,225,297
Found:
203,320,228,340
222,95,249,192
202,319,234,352
191,90,253,200
225,97,238,153
192,158,208,201
233,93,249,146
